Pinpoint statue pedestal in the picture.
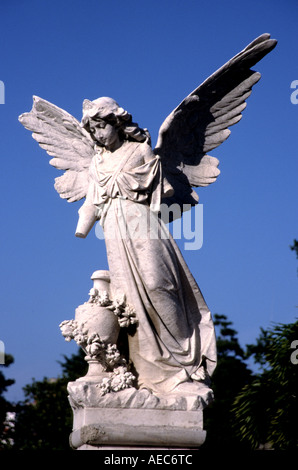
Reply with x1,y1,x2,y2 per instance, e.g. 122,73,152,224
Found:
68,380,211,450
70,408,206,450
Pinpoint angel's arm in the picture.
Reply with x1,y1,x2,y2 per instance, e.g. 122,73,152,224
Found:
75,186,99,238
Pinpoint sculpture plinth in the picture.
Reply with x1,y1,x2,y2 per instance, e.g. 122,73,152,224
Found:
69,407,206,450
67,379,211,450
62,270,213,449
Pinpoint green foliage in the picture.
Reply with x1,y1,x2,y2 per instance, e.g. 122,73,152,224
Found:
203,314,252,449
0,354,14,393
0,354,15,450
13,377,72,450
232,320,298,450
13,349,86,450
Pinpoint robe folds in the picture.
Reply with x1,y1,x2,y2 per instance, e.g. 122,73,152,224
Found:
88,139,217,394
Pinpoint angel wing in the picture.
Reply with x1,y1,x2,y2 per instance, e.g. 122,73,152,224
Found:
19,96,95,202
155,33,277,212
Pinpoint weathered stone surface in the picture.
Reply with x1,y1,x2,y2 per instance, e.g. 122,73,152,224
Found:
69,408,206,449
68,380,213,411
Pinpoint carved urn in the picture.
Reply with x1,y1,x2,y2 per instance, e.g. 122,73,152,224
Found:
75,270,120,346
60,269,137,386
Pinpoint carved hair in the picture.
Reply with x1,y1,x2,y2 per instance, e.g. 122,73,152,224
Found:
81,97,149,144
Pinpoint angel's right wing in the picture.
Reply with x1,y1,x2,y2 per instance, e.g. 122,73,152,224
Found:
19,96,95,202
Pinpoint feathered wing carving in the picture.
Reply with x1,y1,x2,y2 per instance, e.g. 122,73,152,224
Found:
19,96,95,202
155,33,277,211
19,34,277,218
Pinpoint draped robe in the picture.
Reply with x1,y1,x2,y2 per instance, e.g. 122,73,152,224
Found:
87,139,217,394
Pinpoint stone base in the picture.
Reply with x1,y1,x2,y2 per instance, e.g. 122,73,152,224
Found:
68,380,213,411
69,408,206,449
68,378,212,450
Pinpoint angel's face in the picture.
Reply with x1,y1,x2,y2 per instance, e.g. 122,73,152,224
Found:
89,118,120,150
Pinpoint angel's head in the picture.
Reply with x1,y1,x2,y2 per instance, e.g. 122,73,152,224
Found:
81,97,149,149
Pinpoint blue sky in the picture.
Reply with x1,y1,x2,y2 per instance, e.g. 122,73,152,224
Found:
0,0,297,402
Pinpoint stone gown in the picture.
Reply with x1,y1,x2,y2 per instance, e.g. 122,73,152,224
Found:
86,139,217,395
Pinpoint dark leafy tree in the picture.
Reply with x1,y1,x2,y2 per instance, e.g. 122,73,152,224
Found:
232,240,298,449
13,349,86,450
232,320,298,450
0,354,15,450
203,314,252,449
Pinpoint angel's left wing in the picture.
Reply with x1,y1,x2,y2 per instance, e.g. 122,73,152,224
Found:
19,96,95,202
155,33,277,212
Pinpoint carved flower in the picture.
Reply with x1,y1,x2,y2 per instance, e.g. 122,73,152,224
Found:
125,305,137,323
84,333,105,358
105,343,121,366
59,320,77,342
98,377,111,395
110,294,126,316
97,290,110,306
85,343,94,357
110,367,135,391
72,325,89,346
87,333,103,346
110,375,123,391
120,305,138,327
88,287,99,303
74,334,88,346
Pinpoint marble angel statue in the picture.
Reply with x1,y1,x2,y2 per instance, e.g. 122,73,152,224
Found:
19,34,276,398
